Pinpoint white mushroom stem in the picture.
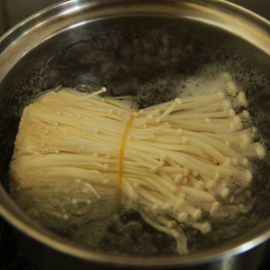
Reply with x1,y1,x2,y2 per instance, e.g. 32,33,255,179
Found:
169,109,235,120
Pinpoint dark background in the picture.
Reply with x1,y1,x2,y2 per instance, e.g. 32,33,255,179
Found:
0,1,270,270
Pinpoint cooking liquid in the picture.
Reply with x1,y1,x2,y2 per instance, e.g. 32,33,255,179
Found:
4,29,270,255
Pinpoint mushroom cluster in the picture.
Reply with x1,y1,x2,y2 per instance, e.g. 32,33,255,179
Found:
9,78,265,254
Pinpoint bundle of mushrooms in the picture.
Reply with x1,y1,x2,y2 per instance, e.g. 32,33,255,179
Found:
9,75,266,254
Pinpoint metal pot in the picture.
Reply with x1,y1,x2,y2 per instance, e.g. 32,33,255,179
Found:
1,0,270,269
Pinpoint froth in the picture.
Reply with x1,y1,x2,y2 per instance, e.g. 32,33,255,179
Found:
176,66,227,99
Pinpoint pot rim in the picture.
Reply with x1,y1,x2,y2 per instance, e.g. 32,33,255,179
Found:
1,0,270,267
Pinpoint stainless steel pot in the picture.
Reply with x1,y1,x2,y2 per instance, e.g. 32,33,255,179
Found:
1,0,270,269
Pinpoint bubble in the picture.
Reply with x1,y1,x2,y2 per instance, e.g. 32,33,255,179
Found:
64,191,95,217
50,197,62,207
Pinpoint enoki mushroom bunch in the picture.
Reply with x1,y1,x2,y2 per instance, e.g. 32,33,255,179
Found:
9,85,265,254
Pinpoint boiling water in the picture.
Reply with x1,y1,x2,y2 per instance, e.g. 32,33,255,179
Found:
2,29,270,256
